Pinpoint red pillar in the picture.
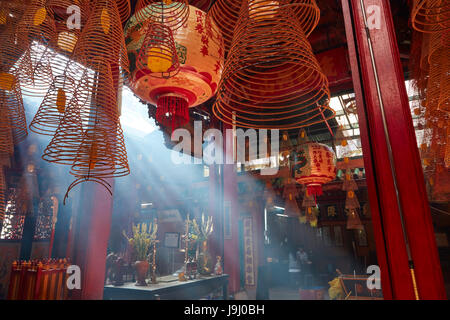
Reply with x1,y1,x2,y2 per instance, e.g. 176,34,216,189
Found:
223,124,240,294
70,181,114,300
342,0,446,299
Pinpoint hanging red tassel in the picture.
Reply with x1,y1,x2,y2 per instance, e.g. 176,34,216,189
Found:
306,184,323,204
155,95,189,131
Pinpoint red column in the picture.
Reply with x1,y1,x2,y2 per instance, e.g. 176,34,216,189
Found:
342,0,446,299
70,181,114,300
223,124,240,294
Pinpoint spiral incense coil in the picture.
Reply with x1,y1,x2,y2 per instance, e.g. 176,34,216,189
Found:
114,0,131,23
15,0,57,45
65,122,129,198
0,108,15,155
0,22,34,84
47,0,87,55
42,96,85,166
136,23,180,79
206,0,241,54
29,75,81,136
0,168,6,221
0,80,28,145
412,0,450,33
425,31,449,113
134,0,190,31
14,0,58,92
207,0,320,55
72,0,129,80
44,60,118,164
212,0,332,129
43,61,129,199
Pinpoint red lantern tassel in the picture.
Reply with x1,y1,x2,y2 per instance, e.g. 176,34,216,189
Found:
156,95,190,132
307,185,323,204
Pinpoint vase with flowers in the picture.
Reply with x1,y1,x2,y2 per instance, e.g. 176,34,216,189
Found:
123,221,158,286
192,214,214,275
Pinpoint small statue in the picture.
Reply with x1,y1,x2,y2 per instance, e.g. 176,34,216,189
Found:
214,256,223,275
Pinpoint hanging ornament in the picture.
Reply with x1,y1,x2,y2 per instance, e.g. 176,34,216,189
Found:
29,76,80,136
282,178,300,217
114,0,131,23
346,209,363,230
0,168,6,221
135,0,190,31
301,189,315,226
411,0,450,33
342,169,358,191
0,80,28,145
292,137,337,199
0,108,15,155
43,61,129,200
45,0,92,78
279,131,292,167
155,94,190,131
72,0,129,81
124,5,224,130
212,0,333,130
14,0,60,97
136,22,180,78
0,22,34,95
207,0,320,56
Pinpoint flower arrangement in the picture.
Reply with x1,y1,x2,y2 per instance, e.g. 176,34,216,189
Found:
191,213,214,242
123,221,158,261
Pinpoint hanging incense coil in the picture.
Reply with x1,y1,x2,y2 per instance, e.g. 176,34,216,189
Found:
411,0,450,33
42,96,85,166
13,0,59,96
43,61,129,200
283,181,300,217
134,0,190,31
346,209,363,230
0,80,28,145
212,0,332,129
206,0,241,54
114,0,131,23
0,22,34,89
72,0,129,80
301,189,315,208
342,169,358,191
425,31,449,113
65,121,129,201
207,0,320,55
136,22,180,79
0,108,15,155
29,75,81,136
46,0,92,70
0,168,6,221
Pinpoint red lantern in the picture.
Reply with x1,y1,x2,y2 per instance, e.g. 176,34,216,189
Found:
124,5,224,130
292,141,336,198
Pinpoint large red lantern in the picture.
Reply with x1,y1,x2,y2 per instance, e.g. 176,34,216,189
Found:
292,141,336,198
124,5,224,129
